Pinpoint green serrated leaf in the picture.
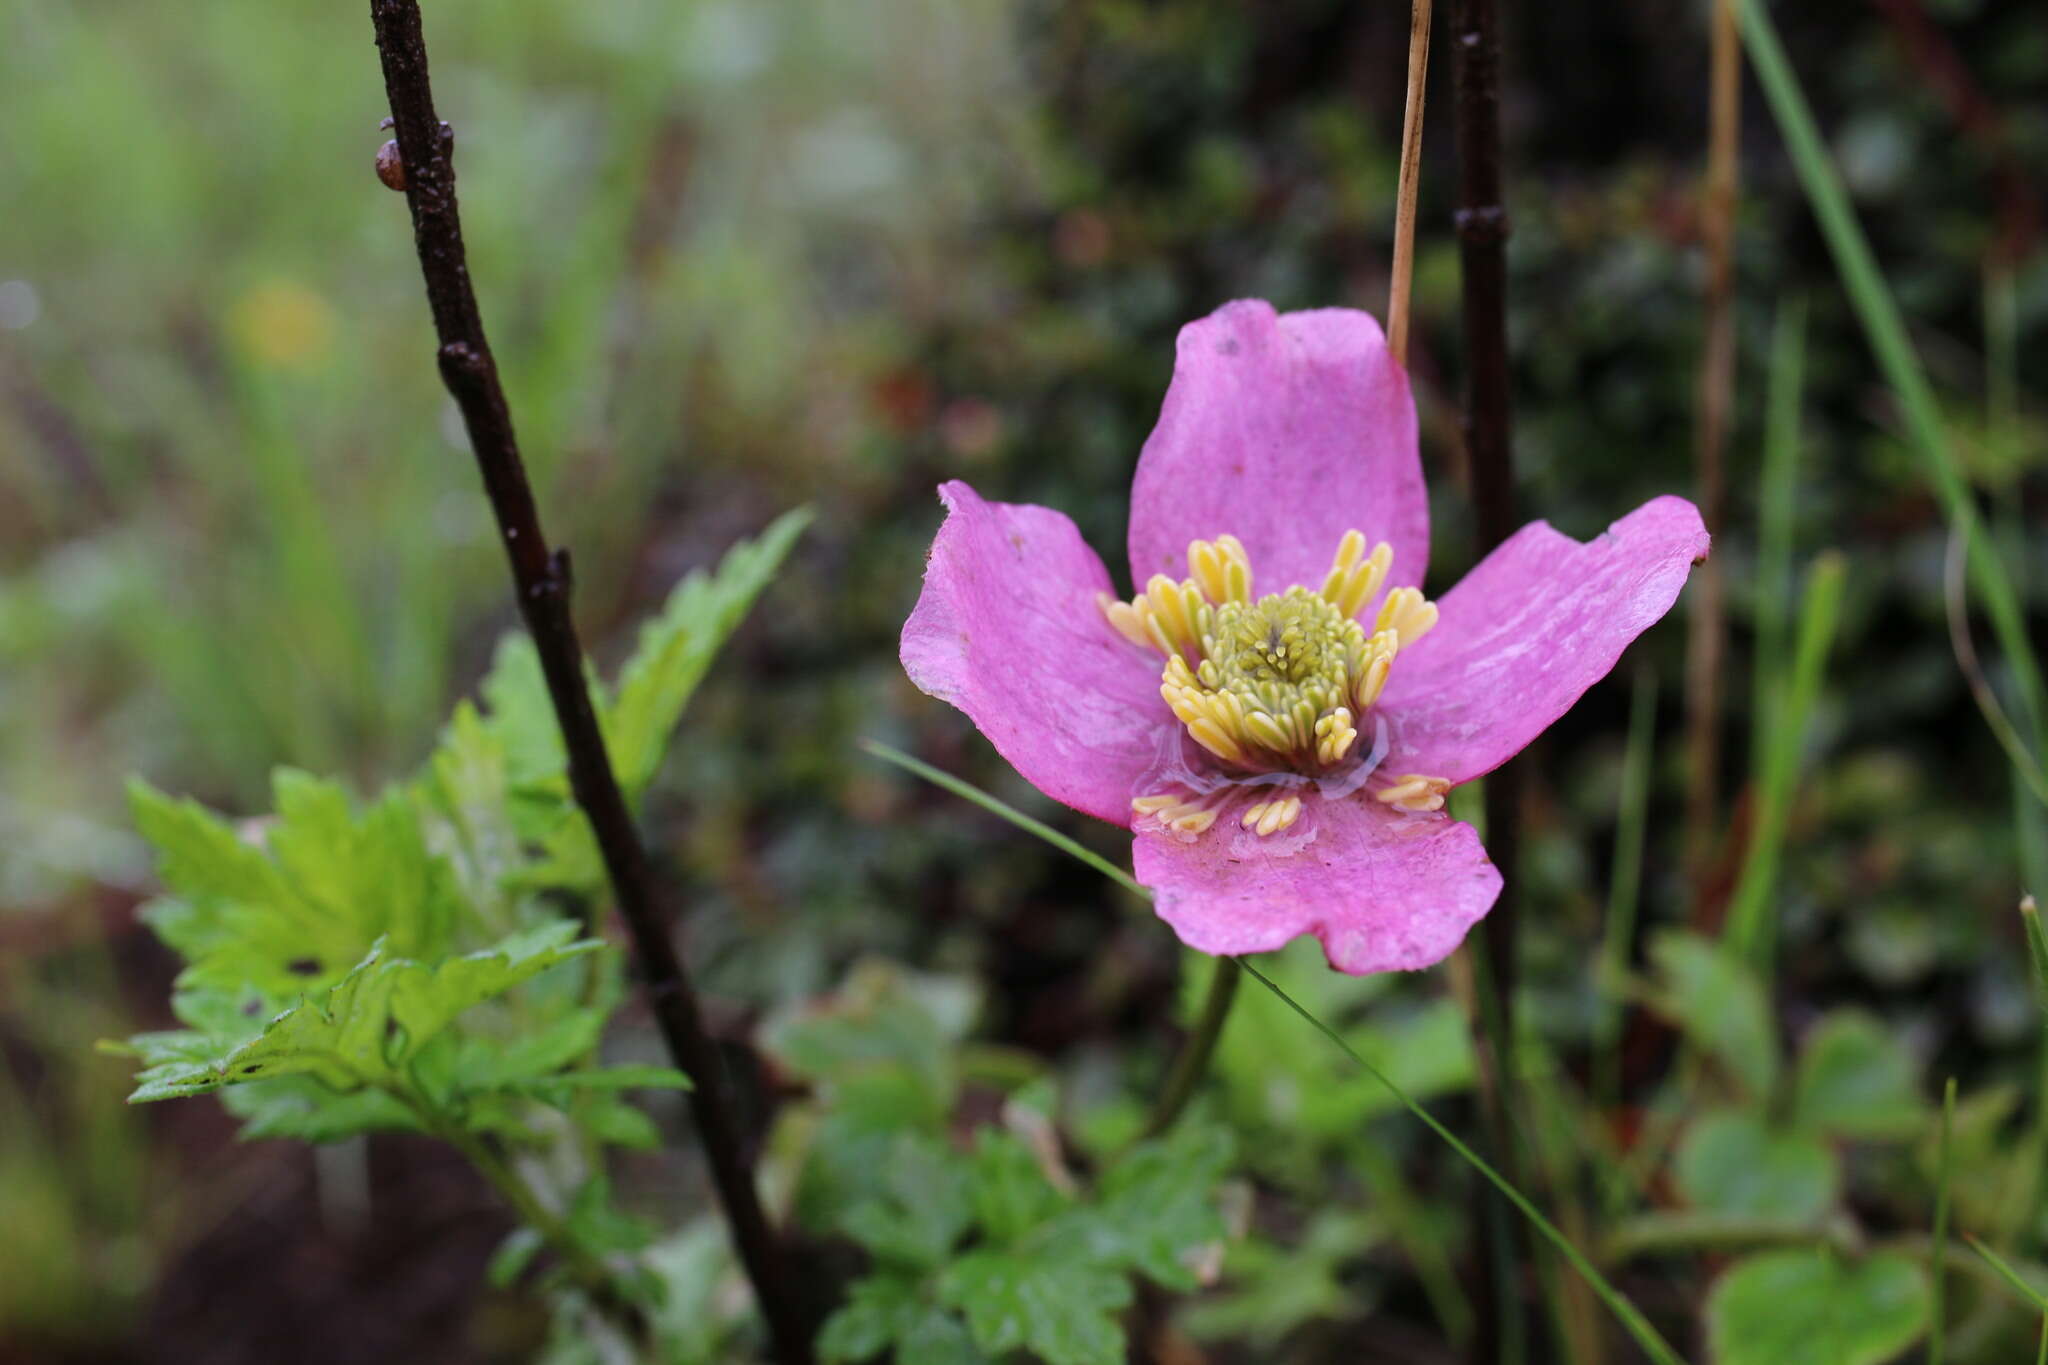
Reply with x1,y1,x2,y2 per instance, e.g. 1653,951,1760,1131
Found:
220,1076,424,1142
131,773,463,1019
839,1133,975,1269
566,1176,656,1258
415,700,523,916
940,1248,1130,1365
1081,1121,1235,1289
605,507,811,796
571,1093,663,1151
384,922,596,1066
895,1309,989,1365
1793,1010,1925,1138
515,1064,692,1096
479,635,572,787
818,1272,927,1362
1646,932,1779,1099
970,1129,1068,1244
1673,1110,1839,1221
123,925,599,1102
1706,1249,1930,1365
488,1226,546,1289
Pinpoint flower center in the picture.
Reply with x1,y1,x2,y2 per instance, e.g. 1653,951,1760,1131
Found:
1100,530,1451,837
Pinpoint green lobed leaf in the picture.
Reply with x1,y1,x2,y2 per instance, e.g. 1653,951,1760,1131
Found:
488,1227,547,1290
818,1273,928,1362
969,1129,1070,1244
893,1310,990,1365
1077,1121,1234,1290
839,1133,976,1269
123,923,600,1102
605,507,811,796
220,1076,424,1142
1793,1010,1925,1139
1179,1209,1379,1348
130,772,463,1021
1673,1110,1839,1221
939,1247,1131,1365
1706,1249,1930,1365
1645,932,1778,1100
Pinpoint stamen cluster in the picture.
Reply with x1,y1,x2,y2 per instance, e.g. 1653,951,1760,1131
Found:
1102,529,1438,774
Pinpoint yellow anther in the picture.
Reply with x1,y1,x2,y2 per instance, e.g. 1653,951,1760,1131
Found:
1098,592,1153,650
1133,791,1220,835
1331,529,1367,572
1314,708,1358,766
1240,795,1303,836
1375,586,1438,649
1374,775,1452,813
1321,532,1395,620
1188,535,1253,605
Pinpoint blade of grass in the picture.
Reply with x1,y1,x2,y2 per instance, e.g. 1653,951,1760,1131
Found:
875,746,1686,1363
1724,551,1847,965
1598,667,1658,1115
2024,897,2048,1008
2023,890,2048,1261
1753,297,1806,776
1966,1234,2048,1314
1238,958,1689,1365
1944,526,2048,805
1931,1076,1956,1365
859,739,1146,898
1738,0,2048,792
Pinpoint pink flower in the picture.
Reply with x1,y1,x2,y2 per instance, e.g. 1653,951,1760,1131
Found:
902,300,1708,975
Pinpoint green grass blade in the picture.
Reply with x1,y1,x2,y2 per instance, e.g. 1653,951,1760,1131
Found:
1598,668,1658,1112
1753,297,1806,777
1966,1235,2048,1314
1237,958,1690,1365
1931,1076,1956,1365
858,739,1147,898
1738,0,2048,788
1725,551,1847,965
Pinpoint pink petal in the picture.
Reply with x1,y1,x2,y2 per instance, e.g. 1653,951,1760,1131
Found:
1126,300,1428,600
1382,495,1710,784
902,481,1171,826
1135,797,1501,975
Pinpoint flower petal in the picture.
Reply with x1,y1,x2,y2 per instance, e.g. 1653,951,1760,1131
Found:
1127,300,1428,600
1382,495,1709,784
1134,798,1500,975
901,481,1170,826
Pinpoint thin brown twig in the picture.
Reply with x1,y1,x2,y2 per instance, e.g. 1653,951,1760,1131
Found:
1388,0,1434,368
363,5,814,1361
1683,0,1742,906
1451,0,1527,1356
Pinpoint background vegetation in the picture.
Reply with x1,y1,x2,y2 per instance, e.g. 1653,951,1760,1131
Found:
2,0,2043,1360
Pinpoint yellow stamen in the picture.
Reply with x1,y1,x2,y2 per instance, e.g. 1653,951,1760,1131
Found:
1240,794,1303,836
1374,774,1452,813
1133,790,1221,834
1375,586,1438,649
1104,529,1438,780
1321,533,1395,620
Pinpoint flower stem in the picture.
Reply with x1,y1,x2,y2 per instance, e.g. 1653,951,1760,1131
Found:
364,5,812,1360
1142,956,1242,1141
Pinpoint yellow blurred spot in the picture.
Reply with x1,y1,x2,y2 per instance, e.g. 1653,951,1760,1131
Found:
229,279,334,372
